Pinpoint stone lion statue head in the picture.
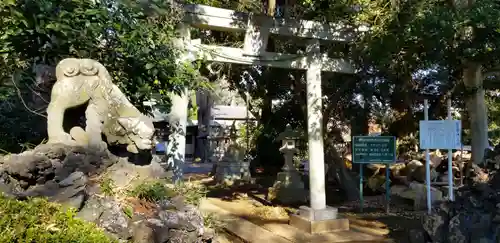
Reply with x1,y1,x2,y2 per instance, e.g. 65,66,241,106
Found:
116,115,156,153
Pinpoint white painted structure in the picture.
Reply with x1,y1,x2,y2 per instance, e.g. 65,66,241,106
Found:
421,99,461,213
168,4,364,216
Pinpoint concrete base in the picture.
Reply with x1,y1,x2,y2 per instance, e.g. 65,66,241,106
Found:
298,206,338,221
289,206,349,234
267,171,307,205
289,214,349,234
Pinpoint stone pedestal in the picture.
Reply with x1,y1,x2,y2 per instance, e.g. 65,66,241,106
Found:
268,169,307,205
214,124,250,184
214,160,251,183
289,206,349,234
268,124,307,204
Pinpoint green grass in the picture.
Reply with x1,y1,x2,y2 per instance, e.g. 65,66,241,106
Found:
0,194,114,243
128,180,176,202
100,177,116,196
170,181,208,206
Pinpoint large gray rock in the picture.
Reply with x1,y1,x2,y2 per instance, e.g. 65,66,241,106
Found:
130,220,155,243
78,195,107,222
78,195,131,239
390,182,444,210
98,198,132,240
0,143,214,243
0,144,113,208
106,158,172,188
408,228,430,243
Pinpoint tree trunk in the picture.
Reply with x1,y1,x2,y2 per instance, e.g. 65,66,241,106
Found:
451,0,488,165
463,64,489,164
267,0,276,16
325,143,360,201
337,160,360,201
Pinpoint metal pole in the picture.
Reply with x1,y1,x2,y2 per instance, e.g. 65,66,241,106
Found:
246,75,250,156
460,144,464,186
385,163,390,213
447,99,454,201
424,99,432,214
359,164,364,213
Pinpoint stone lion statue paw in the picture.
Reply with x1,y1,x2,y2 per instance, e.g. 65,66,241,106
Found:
88,141,108,152
69,126,88,146
47,132,77,146
69,126,108,151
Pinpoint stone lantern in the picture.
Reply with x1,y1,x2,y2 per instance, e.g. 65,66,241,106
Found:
277,124,300,171
214,123,251,184
268,124,307,204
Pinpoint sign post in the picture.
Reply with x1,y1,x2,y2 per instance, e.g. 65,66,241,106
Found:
446,99,455,202
424,100,431,214
352,136,396,213
419,99,461,213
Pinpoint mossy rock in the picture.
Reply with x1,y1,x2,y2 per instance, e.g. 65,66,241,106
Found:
0,194,114,243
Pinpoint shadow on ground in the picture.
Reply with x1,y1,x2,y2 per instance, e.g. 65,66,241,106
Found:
184,171,421,243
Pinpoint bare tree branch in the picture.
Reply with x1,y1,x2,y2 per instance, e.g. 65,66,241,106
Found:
11,74,47,118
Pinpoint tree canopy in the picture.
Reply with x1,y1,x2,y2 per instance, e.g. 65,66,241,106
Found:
2,0,500,168
0,0,202,151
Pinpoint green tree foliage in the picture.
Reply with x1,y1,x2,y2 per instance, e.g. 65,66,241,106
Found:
354,0,500,162
294,0,500,158
487,92,500,145
0,0,202,152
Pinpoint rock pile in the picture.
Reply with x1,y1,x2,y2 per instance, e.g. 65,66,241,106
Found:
421,171,500,243
0,143,114,208
361,150,473,191
0,143,214,243
357,150,481,210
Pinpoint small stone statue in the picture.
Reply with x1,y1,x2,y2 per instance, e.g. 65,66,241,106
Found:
214,123,250,183
46,58,155,153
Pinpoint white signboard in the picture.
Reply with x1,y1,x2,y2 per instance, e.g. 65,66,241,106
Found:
419,120,461,149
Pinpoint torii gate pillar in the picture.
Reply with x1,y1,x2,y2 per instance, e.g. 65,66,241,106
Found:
287,40,350,233
167,23,190,182
305,39,326,210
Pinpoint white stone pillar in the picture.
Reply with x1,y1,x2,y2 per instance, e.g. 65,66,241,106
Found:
167,89,189,182
167,23,191,182
306,39,326,210
243,14,269,56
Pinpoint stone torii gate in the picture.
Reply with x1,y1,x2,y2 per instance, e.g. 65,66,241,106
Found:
168,4,365,232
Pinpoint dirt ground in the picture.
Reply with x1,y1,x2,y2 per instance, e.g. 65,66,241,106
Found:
184,173,423,243
331,196,425,242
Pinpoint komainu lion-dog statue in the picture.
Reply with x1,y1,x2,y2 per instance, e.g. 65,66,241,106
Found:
46,58,155,153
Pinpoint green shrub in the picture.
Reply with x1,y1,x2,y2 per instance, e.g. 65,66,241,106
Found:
100,177,116,196
128,181,175,202
0,194,114,243
170,182,207,206
128,180,207,206
202,212,225,233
